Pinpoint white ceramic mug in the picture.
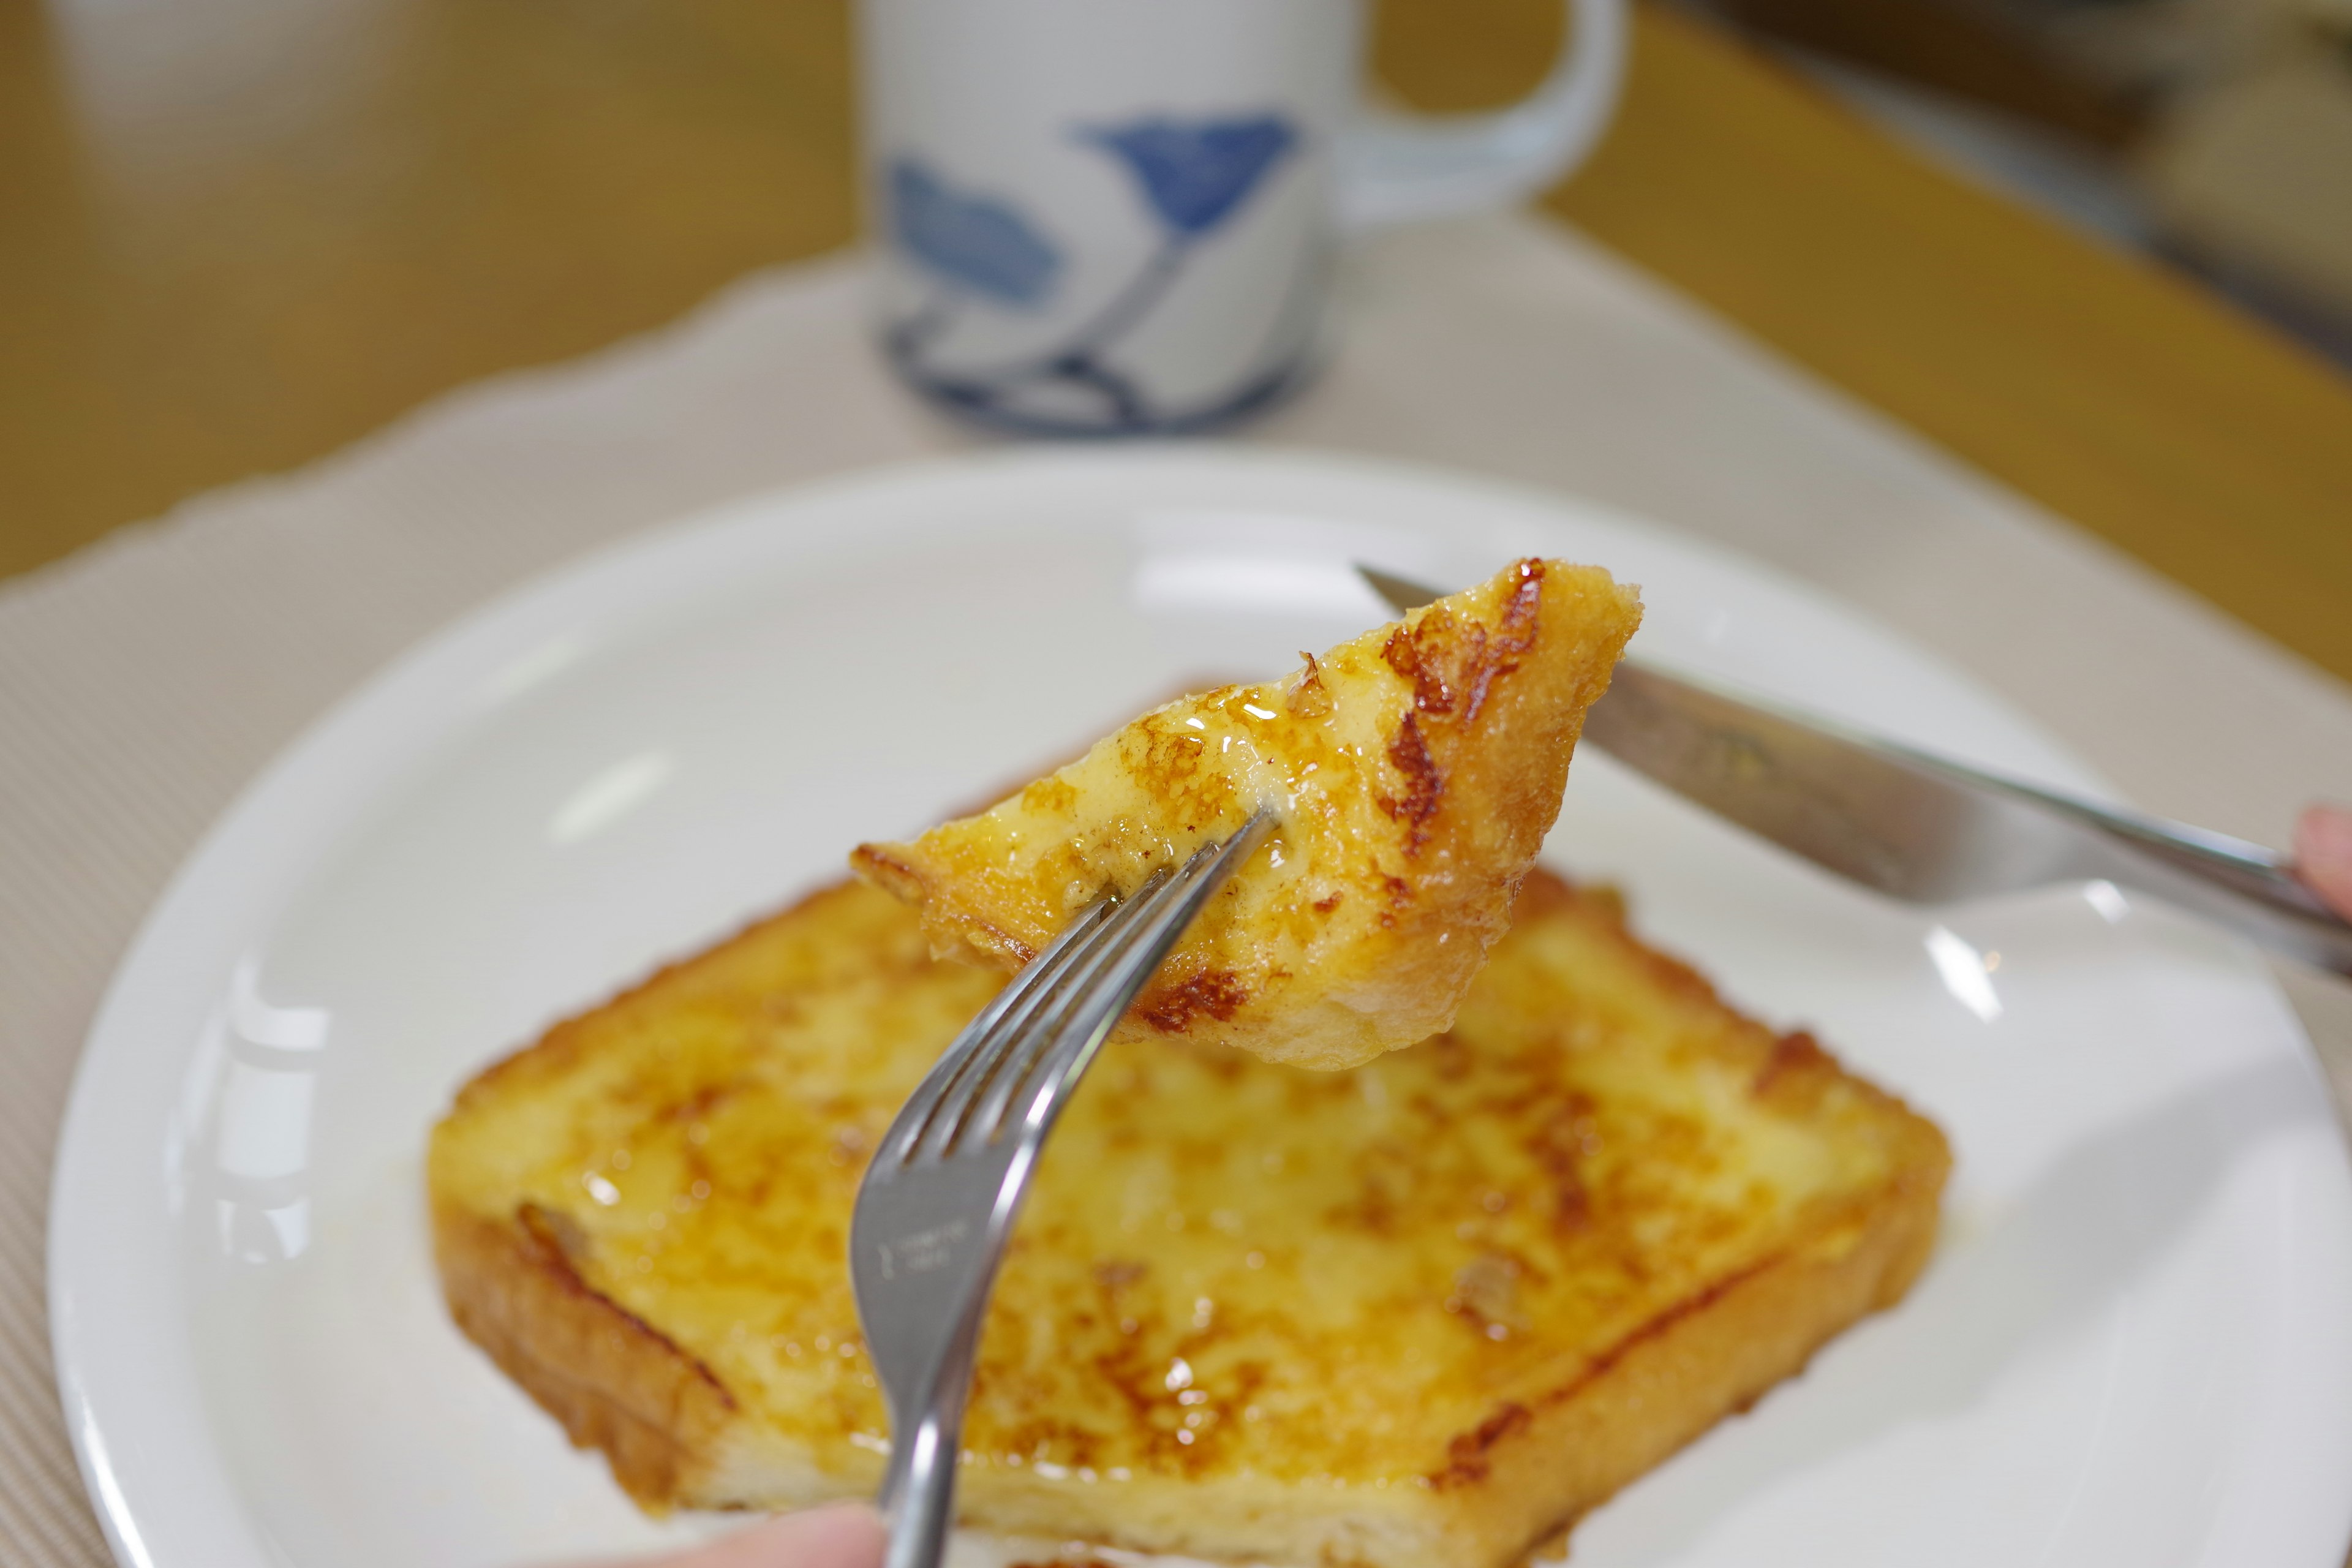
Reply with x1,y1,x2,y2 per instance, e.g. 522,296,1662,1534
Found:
860,0,1627,435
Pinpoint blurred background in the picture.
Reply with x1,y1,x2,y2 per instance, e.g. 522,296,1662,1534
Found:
5,12,2352,1562
5,0,2348,576
1696,0,2352,360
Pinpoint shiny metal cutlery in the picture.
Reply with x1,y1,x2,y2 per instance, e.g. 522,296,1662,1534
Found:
1360,566,2352,978
851,809,1278,1568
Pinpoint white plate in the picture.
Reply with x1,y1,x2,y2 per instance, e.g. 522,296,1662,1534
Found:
50,448,2352,1568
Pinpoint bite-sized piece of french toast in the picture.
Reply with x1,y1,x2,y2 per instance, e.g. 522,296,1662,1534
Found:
430,871,1948,1568
850,559,1643,1070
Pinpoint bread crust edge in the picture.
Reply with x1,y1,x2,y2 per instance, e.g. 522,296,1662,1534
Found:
1428,1134,1948,1567
432,1198,742,1510
428,865,1951,1566
432,1146,1945,1568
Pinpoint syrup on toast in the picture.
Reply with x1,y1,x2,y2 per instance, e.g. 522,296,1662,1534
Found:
430,872,1947,1568
851,559,1644,1069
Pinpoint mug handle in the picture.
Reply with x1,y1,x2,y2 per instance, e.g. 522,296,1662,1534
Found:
1338,0,1629,228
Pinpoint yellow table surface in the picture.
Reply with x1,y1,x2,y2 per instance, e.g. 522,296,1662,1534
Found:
3,0,2348,684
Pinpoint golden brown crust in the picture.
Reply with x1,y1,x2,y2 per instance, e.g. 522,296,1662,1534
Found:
461,1159,1928,1564
448,876,873,1115
850,559,1645,1070
1420,1161,1945,1563
431,863,1949,1567
1406,872,1952,1561
432,1201,737,1508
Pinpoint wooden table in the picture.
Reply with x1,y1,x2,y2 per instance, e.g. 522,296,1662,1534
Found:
3,0,2349,686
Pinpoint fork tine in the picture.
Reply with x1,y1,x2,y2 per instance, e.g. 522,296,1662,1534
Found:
959,842,1242,1147
875,896,1116,1166
910,874,1164,1163
853,807,1277,1568
997,818,1289,1147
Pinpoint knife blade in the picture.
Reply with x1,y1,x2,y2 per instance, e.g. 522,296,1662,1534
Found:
1359,565,2352,978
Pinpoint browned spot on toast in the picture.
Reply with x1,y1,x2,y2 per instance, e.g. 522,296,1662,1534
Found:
1378,713,1446,853
1754,1030,1833,1096
1463,559,1547,723
1436,1401,1532,1488
1138,969,1250,1033
1020,775,1080,814
1384,622,1459,717
1381,558,1547,726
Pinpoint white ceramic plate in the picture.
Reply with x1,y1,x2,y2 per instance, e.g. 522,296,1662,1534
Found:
51,449,2352,1568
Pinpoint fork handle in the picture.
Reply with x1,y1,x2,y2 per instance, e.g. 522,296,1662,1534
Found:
877,1324,981,1568
878,1414,957,1568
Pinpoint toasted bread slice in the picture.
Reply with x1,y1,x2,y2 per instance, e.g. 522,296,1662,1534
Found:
430,872,1947,1568
850,559,1643,1070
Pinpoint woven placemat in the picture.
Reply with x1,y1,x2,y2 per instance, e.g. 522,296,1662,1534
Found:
6,214,2349,1567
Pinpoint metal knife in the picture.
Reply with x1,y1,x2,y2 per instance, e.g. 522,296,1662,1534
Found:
1360,565,2352,978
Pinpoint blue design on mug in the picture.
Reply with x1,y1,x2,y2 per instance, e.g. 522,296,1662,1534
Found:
888,160,1063,306
1083,116,1296,238
886,112,1304,435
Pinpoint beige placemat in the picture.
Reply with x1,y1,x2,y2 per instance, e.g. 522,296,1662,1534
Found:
5,211,2350,1568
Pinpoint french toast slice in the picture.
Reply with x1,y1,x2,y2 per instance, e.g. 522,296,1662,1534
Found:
430,872,1948,1568
850,559,1643,1070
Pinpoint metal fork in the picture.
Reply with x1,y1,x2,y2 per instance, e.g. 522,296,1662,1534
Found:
850,807,1276,1568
